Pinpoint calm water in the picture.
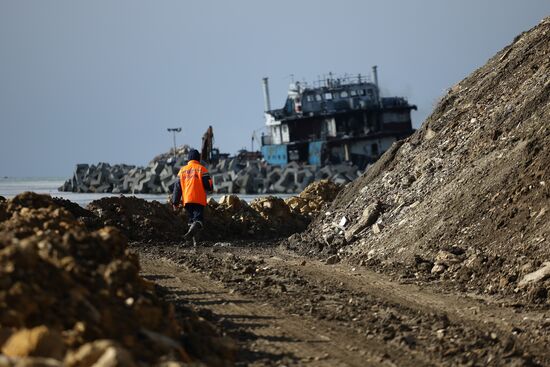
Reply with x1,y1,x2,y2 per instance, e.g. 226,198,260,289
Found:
0,177,289,207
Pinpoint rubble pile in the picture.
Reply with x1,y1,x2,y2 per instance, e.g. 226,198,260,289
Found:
85,193,310,242
59,180,342,243
201,195,283,240
249,196,307,233
59,157,362,195
0,192,234,366
87,196,188,241
290,18,550,303
285,180,344,218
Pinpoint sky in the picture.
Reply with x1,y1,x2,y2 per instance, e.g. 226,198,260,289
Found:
0,1,549,177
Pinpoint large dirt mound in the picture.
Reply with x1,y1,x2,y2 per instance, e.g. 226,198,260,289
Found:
291,18,550,304
0,192,234,366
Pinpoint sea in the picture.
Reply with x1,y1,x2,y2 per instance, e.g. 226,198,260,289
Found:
0,177,288,207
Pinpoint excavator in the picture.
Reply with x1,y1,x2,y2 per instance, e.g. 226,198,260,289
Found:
200,126,219,164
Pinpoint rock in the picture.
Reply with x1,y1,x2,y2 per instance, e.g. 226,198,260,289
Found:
339,216,348,227
465,254,483,269
424,128,436,140
363,202,381,223
64,340,136,367
372,223,384,234
518,262,550,288
326,255,341,265
285,180,343,218
535,207,546,220
1,327,64,360
434,250,463,266
344,201,381,241
218,195,242,211
431,264,447,274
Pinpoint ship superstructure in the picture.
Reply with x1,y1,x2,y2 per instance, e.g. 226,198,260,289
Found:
261,67,416,169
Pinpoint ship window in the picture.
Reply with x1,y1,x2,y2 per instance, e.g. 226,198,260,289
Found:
324,92,333,100
367,89,374,98
359,89,366,96
350,90,357,96
315,94,322,101
306,95,314,102
340,91,348,98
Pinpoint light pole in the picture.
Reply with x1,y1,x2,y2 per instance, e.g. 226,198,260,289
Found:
167,127,182,159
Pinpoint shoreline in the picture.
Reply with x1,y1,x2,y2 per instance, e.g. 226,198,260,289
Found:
0,177,292,207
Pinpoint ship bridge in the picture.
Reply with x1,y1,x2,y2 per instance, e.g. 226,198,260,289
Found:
260,67,416,169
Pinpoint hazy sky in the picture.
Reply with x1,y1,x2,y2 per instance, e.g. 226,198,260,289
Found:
1,1,549,177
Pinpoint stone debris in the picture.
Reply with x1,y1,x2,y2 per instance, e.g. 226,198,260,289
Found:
518,262,550,288
289,18,550,304
80,180,341,242
344,201,381,242
285,180,343,218
1,326,64,360
371,222,384,234
64,340,137,367
86,196,187,241
59,156,361,195
0,192,235,366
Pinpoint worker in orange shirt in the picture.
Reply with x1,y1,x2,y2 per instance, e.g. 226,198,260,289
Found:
171,149,213,242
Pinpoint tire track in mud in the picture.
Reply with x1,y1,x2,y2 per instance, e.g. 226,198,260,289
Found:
140,254,424,366
137,243,549,366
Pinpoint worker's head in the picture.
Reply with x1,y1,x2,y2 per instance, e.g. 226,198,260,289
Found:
187,149,200,162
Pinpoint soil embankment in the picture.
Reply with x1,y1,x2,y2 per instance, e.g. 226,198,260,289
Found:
289,16,550,305
0,193,234,366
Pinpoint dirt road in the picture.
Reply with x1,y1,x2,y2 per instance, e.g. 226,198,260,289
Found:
137,242,549,366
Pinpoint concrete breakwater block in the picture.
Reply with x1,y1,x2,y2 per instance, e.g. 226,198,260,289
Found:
59,158,363,195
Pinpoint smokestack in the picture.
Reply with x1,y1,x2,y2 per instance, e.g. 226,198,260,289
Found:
261,77,271,112
372,65,379,90
372,65,381,105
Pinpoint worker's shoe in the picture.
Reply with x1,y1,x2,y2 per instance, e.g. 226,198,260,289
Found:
184,221,203,240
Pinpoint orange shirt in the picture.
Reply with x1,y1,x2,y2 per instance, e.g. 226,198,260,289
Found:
178,160,210,206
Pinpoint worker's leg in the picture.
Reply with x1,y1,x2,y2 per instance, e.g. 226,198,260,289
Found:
185,203,204,226
183,204,205,240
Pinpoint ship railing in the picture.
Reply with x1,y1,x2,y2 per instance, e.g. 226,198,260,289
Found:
310,74,373,89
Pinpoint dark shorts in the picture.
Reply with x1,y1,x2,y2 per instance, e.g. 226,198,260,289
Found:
184,203,204,224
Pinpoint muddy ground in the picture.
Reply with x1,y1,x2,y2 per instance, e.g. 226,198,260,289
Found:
135,240,549,367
